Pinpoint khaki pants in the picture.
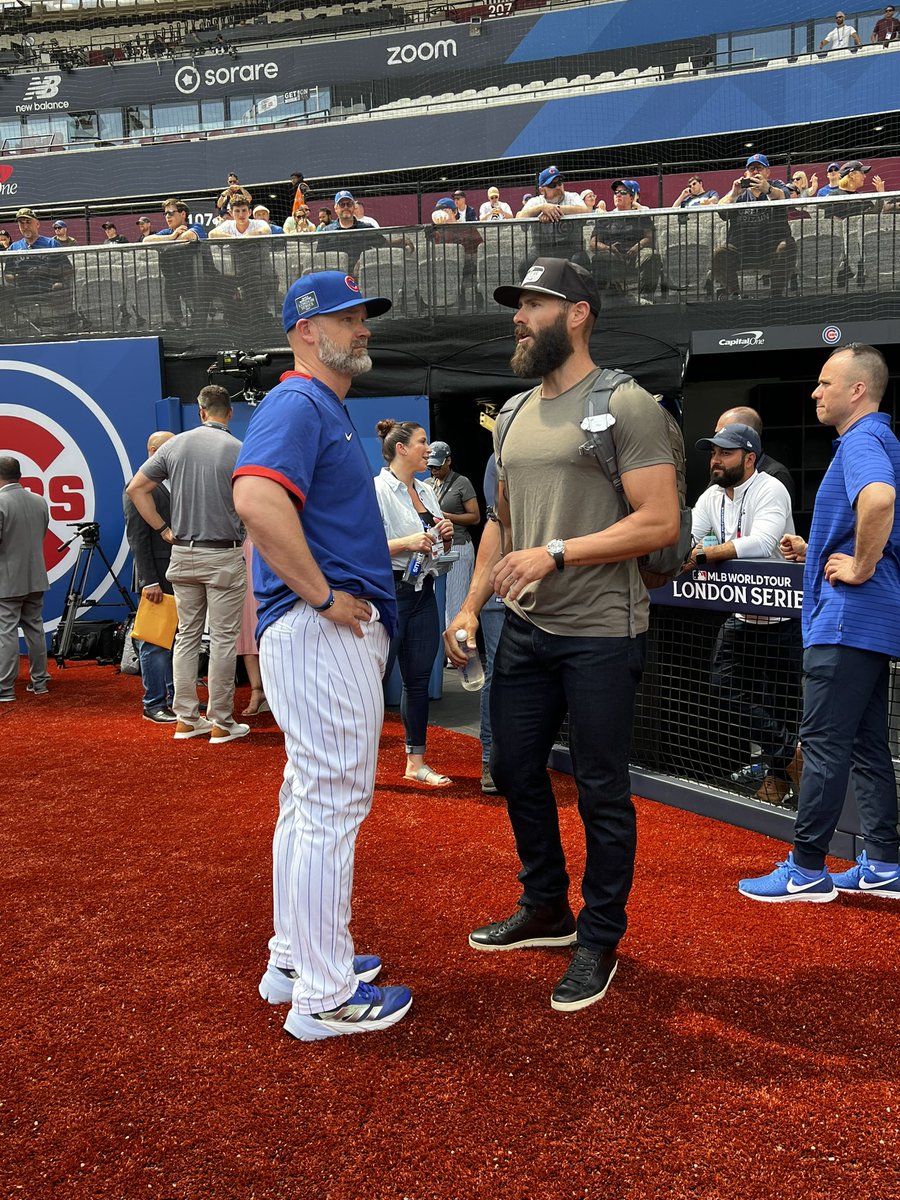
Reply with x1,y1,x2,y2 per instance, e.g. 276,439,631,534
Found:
166,545,246,728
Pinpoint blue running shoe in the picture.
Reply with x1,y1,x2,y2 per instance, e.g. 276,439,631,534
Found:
284,981,412,1042
258,955,382,1005
832,852,900,899
738,852,838,903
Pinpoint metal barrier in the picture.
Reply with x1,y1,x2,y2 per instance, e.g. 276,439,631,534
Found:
1,197,897,351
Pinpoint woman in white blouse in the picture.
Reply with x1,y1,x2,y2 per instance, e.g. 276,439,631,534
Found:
374,420,454,787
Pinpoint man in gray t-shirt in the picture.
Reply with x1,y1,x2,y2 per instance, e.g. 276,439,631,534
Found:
444,258,679,1013
126,385,248,745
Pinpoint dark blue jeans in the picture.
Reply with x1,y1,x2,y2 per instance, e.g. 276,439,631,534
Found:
793,643,899,870
490,611,646,951
138,638,174,711
478,595,507,764
384,574,440,755
710,616,803,779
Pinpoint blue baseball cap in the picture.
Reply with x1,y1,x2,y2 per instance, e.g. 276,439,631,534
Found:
746,153,770,168
538,165,563,188
827,161,841,172
334,189,355,204
282,271,391,332
612,179,639,195
436,197,456,209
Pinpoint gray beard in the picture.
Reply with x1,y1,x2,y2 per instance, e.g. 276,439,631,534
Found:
316,328,372,377
510,312,572,378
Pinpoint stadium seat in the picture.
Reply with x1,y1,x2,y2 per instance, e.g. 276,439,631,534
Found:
355,248,410,314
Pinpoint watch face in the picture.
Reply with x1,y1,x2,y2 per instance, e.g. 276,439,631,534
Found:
548,539,565,555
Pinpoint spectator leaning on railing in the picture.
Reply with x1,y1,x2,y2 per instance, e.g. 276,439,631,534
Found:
516,165,590,276
871,4,900,42
824,160,886,288
819,11,861,49
141,199,208,327
6,206,74,332
713,153,796,299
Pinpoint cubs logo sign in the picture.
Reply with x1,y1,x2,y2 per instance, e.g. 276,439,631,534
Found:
0,343,162,632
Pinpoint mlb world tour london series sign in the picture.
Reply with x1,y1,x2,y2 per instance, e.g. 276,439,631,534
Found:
651,559,805,618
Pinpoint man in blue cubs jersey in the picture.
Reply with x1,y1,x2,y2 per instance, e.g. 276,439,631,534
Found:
233,271,412,1042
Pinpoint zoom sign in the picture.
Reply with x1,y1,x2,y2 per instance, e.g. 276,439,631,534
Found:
174,60,279,95
386,37,457,65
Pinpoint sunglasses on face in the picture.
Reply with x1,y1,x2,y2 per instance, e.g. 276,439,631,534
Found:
163,209,179,216
613,189,631,197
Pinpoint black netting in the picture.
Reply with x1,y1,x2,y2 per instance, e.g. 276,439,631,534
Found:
2,198,898,355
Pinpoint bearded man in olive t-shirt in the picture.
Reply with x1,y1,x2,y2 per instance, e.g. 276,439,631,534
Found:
445,257,679,1013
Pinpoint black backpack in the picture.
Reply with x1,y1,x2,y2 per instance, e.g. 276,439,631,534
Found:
495,368,692,589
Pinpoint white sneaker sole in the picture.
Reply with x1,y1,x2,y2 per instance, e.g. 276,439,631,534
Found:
283,996,412,1042
258,961,382,1005
209,727,251,744
173,724,213,740
738,887,838,903
468,931,577,952
835,885,900,898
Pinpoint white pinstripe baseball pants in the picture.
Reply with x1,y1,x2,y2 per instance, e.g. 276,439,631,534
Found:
444,539,475,631
259,600,389,1016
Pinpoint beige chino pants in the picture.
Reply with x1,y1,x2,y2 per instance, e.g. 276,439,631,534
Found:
166,544,246,729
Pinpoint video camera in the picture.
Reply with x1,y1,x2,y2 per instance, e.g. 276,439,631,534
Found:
209,349,271,405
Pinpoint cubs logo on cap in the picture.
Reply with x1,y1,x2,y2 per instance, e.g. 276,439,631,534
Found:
282,270,391,332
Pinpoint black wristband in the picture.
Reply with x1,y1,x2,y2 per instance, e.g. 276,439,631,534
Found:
157,524,169,534
312,590,335,612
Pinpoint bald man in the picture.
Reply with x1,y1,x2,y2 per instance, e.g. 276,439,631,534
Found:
124,431,176,722
716,406,795,506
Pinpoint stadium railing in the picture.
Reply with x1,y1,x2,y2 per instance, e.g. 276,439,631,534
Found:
1,197,897,351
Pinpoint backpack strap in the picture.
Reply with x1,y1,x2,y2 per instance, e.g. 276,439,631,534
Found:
578,368,634,516
578,367,640,637
494,386,535,471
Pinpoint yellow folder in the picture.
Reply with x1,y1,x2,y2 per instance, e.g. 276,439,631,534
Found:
132,592,178,650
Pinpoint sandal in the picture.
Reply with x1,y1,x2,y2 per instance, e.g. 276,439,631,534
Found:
404,764,452,788
242,689,270,717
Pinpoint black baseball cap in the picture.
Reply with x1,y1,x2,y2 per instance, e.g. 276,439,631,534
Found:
101,221,117,230
494,258,602,315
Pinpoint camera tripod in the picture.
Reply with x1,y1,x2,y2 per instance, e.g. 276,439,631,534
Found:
52,521,136,668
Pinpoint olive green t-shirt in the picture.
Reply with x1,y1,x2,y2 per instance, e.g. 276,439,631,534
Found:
494,367,673,637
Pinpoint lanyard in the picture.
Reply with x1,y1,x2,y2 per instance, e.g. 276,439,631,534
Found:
719,476,756,543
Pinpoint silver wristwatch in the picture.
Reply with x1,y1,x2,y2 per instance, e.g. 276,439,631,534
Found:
546,538,566,571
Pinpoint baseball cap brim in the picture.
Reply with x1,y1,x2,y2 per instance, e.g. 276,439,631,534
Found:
494,281,570,308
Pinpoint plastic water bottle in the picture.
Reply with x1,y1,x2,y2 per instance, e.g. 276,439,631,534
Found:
455,629,485,691
403,549,428,584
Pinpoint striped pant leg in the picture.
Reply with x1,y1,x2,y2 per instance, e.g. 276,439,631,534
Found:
260,602,388,1015
444,540,475,630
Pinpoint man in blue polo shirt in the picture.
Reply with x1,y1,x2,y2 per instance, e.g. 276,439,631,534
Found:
740,343,900,902
232,271,412,1042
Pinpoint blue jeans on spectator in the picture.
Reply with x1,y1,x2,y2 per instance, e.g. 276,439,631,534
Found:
479,594,507,765
710,615,803,780
384,574,440,755
138,638,174,712
490,611,646,951
792,643,899,870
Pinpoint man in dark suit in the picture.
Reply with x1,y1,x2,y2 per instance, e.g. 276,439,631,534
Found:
123,431,176,722
0,456,51,701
